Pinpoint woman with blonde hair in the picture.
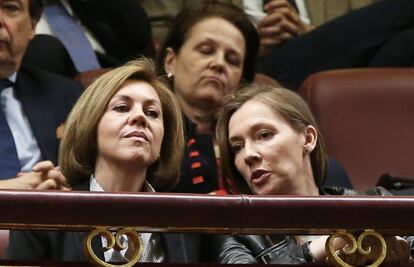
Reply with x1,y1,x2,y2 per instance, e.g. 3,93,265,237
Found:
6,58,201,263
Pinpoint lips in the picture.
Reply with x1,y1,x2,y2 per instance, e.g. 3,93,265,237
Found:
123,131,149,142
203,76,225,88
0,35,10,44
250,169,271,185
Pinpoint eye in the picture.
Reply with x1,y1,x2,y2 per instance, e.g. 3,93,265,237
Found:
145,109,160,119
230,142,244,154
113,104,129,113
257,130,274,140
2,1,21,13
198,44,214,55
226,52,242,67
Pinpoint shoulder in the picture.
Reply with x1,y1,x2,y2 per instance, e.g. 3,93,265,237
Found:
321,186,393,196
19,67,83,95
321,186,360,196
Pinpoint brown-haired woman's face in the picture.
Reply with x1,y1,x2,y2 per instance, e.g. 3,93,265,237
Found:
165,17,245,110
228,100,315,196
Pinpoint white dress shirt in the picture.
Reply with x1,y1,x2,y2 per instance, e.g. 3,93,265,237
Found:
243,0,310,26
89,176,165,263
0,73,42,172
36,0,105,54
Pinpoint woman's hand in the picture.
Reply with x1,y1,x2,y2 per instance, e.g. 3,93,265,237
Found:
0,161,71,190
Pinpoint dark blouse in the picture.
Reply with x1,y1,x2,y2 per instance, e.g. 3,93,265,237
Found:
173,116,226,194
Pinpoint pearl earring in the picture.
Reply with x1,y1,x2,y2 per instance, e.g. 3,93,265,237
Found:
167,72,173,78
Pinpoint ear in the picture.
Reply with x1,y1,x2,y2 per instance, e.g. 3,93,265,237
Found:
164,47,176,76
29,18,38,40
303,125,317,153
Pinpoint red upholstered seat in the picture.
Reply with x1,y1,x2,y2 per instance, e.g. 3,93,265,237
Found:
299,68,414,191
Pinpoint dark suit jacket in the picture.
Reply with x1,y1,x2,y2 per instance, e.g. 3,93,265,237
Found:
23,0,152,77
5,181,201,263
68,0,152,65
13,67,83,167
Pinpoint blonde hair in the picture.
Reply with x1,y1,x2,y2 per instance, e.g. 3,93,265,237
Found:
59,58,184,190
216,84,327,194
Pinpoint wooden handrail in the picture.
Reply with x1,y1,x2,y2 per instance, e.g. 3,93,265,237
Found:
1,190,413,266
0,190,413,235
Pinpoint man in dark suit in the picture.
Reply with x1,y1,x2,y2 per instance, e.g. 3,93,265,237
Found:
0,0,83,189
22,0,152,78
257,0,414,89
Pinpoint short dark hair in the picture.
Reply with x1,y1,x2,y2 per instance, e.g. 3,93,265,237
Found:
29,0,44,21
157,1,259,82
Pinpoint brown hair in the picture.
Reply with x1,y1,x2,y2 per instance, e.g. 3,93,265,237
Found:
157,1,259,82
216,84,328,194
59,58,184,190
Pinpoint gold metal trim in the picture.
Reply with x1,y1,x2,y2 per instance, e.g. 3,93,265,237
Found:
83,227,143,267
326,229,386,267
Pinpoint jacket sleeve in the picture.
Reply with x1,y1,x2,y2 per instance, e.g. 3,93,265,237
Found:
208,234,258,264
209,234,315,264
256,236,313,264
404,235,414,256
6,230,50,260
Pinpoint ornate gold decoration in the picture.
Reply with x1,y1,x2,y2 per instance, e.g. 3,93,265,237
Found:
326,229,387,267
83,227,143,267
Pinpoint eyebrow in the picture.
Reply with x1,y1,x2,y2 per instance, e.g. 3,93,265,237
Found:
228,122,275,142
228,136,242,144
110,95,162,106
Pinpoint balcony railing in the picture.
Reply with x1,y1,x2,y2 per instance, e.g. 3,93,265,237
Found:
0,189,413,266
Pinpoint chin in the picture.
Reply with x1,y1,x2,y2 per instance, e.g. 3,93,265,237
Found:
197,95,223,110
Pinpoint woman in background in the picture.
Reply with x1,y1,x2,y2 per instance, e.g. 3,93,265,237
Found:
158,1,259,194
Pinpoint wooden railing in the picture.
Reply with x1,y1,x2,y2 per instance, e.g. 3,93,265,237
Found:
0,189,414,266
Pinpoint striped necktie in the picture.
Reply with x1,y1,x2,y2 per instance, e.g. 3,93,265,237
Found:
43,1,101,72
0,79,20,179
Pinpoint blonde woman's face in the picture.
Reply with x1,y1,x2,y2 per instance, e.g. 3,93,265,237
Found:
96,80,164,168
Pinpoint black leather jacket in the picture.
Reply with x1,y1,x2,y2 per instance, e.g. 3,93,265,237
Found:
210,186,394,264
210,234,313,264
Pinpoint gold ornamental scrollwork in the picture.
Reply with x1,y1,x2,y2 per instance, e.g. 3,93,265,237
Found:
326,229,387,267
83,227,143,267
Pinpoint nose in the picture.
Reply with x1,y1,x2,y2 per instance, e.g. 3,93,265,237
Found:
0,11,4,26
128,107,148,128
243,142,261,167
210,51,226,73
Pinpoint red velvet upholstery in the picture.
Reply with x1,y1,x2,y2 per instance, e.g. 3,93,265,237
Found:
253,73,280,86
74,68,111,88
299,68,414,191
